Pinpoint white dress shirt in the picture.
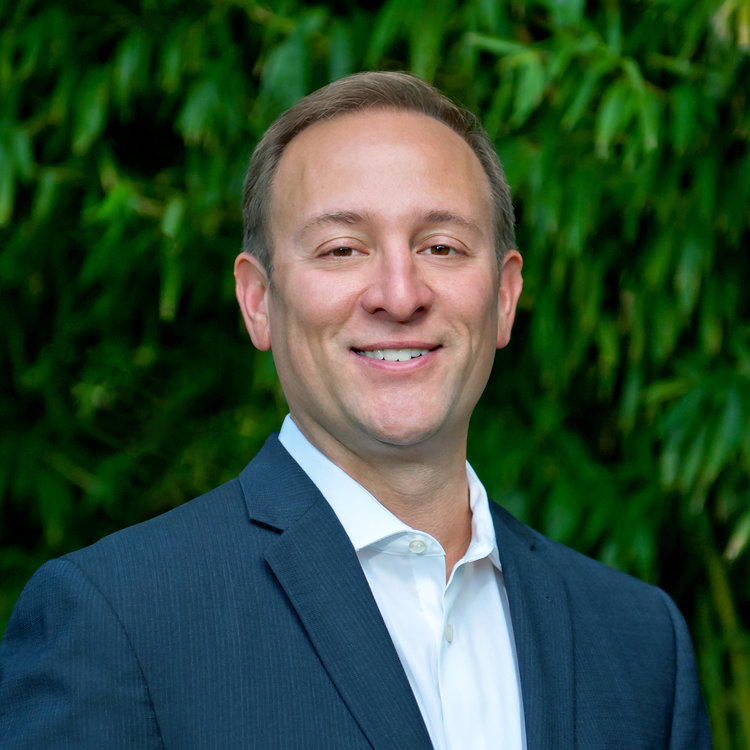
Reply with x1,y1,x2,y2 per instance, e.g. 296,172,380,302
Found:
279,416,526,750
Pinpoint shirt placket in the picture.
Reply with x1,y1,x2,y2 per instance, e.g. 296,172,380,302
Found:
406,533,451,750
437,562,467,750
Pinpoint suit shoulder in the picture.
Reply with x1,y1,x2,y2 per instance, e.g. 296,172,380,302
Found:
490,501,671,610
49,474,272,612
71,475,246,562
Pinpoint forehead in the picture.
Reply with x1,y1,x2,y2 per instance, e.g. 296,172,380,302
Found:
269,109,493,237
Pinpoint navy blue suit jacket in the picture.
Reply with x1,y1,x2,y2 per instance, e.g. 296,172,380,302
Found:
1,435,711,748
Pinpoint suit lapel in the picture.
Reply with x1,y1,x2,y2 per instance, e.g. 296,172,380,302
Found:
240,437,432,750
491,503,576,750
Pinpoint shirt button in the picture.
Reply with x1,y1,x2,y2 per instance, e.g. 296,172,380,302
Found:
408,538,427,554
444,624,453,643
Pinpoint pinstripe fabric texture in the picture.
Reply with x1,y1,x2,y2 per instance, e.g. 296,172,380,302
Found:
1,435,711,749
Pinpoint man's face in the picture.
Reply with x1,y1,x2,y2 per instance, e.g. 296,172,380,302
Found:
236,109,522,467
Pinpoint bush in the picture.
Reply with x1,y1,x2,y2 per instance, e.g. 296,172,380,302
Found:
1,1,748,746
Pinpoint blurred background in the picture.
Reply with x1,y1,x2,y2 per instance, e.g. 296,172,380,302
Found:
1,0,748,745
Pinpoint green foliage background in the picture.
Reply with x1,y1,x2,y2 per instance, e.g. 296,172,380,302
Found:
1,0,749,745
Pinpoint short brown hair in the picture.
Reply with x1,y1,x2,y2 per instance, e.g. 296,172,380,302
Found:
241,71,515,274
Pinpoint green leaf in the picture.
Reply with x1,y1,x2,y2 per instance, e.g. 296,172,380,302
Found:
36,469,74,550
621,58,645,93
476,0,501,30
638,88,660,152
604,1,622,55
679,422,708,491
670,85,699,153
725,509,750,562
178,78,220,145
328,21,353,81
651,298,680,362
409,0,452,82
619,365,642,433
366,0,408,67
158,22,186,94
510,53,546,128
31,169,58,222
595,79,633,158
48,66,76,125
699,278,724,356
675,238,704,316
483,74,515,136
561,66,604,130
11,127,33,178
464,32,528,57
544,0,586,26
256,29,309,123
703,387,743,482
159,244,182,322
15,10,45,80
0,142,14,226
71,69,109,156
113,31,150,112
161,195,186,240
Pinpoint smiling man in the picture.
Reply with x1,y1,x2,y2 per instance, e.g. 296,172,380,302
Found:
235,105,521,579
1,72,711,749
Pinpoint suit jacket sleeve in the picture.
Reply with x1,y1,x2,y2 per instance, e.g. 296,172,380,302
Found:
0,557,164,749
659,589,713,750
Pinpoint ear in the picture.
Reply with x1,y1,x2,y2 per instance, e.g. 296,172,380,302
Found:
234,252,272,351
496,249,523,349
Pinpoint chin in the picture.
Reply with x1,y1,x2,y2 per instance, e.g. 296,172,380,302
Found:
364,416,447,451
356,397,465,449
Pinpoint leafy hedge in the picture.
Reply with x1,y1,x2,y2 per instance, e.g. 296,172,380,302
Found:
1,0,748,746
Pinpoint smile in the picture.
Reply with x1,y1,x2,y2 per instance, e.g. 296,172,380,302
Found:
355,348,430,362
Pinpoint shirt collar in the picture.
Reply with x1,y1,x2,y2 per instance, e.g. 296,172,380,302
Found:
278,415,500,570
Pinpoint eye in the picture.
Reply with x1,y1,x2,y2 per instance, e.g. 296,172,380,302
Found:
424,244,458,256
327,246,359,257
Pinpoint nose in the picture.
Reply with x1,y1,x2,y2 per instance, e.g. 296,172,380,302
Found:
360,248,434,322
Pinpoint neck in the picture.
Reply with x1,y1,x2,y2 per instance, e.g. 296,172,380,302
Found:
296,420,474,578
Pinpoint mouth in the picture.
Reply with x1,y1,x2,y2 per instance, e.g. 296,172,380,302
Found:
353,347,436,362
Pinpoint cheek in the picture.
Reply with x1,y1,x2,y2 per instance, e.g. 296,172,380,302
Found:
268,281,354,356
465,297,501,354
447,280,498,322
287,274,362,326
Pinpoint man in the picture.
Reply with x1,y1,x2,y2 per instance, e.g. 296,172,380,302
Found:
0,72,711,749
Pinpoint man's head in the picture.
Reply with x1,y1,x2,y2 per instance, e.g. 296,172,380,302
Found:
242,71,515,275
235,76,523,468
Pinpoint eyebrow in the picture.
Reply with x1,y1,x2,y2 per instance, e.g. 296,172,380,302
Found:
299,211,369,236
299,209,485,239
421,210,484,238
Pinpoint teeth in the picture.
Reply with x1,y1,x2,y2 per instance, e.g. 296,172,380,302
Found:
360,348,429,362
